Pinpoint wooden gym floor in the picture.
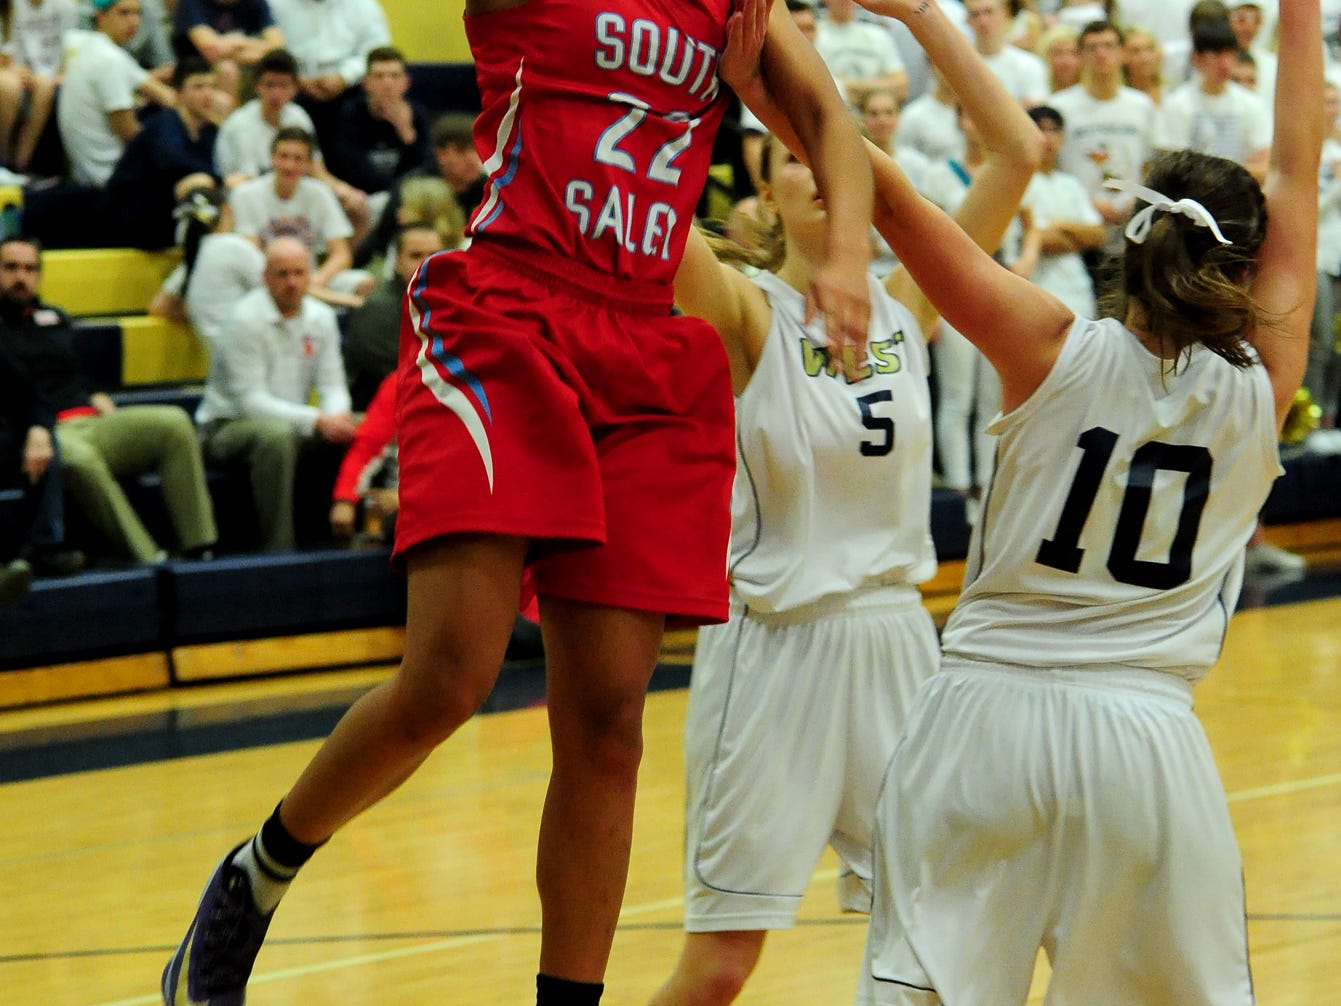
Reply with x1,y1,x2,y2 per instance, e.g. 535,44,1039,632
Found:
2,532,1340,1005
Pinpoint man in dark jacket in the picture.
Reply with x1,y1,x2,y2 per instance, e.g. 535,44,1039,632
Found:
0,235,217,563
0,339,83,604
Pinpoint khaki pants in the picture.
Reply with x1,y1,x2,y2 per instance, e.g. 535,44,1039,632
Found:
201,417,299,551
57,406,217,562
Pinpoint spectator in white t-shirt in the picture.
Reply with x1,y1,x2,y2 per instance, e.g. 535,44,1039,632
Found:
228,125,370,305
1011,104,1105,317
1050,20,1157,254
214,48,371,227
895,66,967,163
815,0,907,104
1155,17,1271,178
0,0,78,172
56,0,178,186
965,0,1049,105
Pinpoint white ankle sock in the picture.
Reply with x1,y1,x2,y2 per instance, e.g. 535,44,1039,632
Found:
232,835,295,915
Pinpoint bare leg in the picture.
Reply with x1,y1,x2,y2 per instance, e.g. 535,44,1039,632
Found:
278,534,527,843
0,71,22,166
12,75,54,172
535,597,665,982
648,931,768,1006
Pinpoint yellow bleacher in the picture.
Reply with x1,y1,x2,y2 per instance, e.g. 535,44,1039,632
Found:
43,247,208,387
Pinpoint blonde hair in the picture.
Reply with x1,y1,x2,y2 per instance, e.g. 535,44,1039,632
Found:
396,176,466,249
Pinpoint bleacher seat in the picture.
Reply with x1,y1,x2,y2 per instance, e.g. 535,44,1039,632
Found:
42,248,180,317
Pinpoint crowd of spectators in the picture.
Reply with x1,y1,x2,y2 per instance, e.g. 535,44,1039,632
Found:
2,0,1339,609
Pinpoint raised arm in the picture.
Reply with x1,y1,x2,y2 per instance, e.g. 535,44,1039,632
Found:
1249,0,1325,428
728,0,872,374
858,0,1067,409
673,226,771,394
878,0,1043,331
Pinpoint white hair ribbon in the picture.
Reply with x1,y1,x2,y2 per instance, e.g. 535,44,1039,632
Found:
1103,178,1232,247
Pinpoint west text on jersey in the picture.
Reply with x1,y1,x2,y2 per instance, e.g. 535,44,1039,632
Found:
800,332,906,382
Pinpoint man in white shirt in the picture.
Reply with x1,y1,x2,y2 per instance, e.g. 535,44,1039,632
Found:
228,126,369,304
56,0,177,186
1156,17,1272,178
965,0,1048,105
1050,20,1157,253
196,235,355,551
815,0,907,104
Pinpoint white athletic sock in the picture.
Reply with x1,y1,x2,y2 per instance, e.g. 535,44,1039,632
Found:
232,834,296,915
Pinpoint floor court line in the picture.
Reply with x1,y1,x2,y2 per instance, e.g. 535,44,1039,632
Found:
70,765,1341,1006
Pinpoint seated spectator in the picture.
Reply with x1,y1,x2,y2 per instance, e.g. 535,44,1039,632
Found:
78,0,174,82
966,0,1049,106
228,126,370,304
58,0,178,187
214,48,371,232
355,112,484,266
329,369,396,544
1154,16,1270,179
814,0,907,106
325,47,430,206
1122,25,1165,107
195,235,355,551
265,0,391,153
343,221,445,409
1037,23,1081,95
172,0,284,103
0,0,77,174
895,66,966,163
1010,105,1105,317
148,183,265,349
0,339,84,587
0,236,217,563
102,57,220,249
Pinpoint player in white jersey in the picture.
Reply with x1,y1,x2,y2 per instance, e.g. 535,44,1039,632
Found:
647,6,1042,1003
828,0,1321,1002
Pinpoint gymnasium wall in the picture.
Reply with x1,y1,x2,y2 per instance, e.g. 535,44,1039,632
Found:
385,0,471,63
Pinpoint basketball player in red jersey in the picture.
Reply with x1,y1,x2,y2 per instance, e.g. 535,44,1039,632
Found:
160,2,874,1004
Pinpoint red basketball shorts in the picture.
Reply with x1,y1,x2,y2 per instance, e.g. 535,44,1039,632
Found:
393,240,735,626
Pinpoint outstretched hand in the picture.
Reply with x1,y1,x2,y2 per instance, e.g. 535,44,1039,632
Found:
808,258,872,379
719,0,769,98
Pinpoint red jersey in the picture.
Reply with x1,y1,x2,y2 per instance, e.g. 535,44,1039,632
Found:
465,0,732,288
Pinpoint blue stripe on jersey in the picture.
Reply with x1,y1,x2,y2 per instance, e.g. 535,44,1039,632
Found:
474,126,523,233
473,59,526,235
409,264,492,423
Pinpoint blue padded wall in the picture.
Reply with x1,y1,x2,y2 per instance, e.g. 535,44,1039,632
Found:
0,568,162,667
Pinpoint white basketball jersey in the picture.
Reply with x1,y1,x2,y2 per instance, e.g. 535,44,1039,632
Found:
942,317,1282,683
727,271,936,613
